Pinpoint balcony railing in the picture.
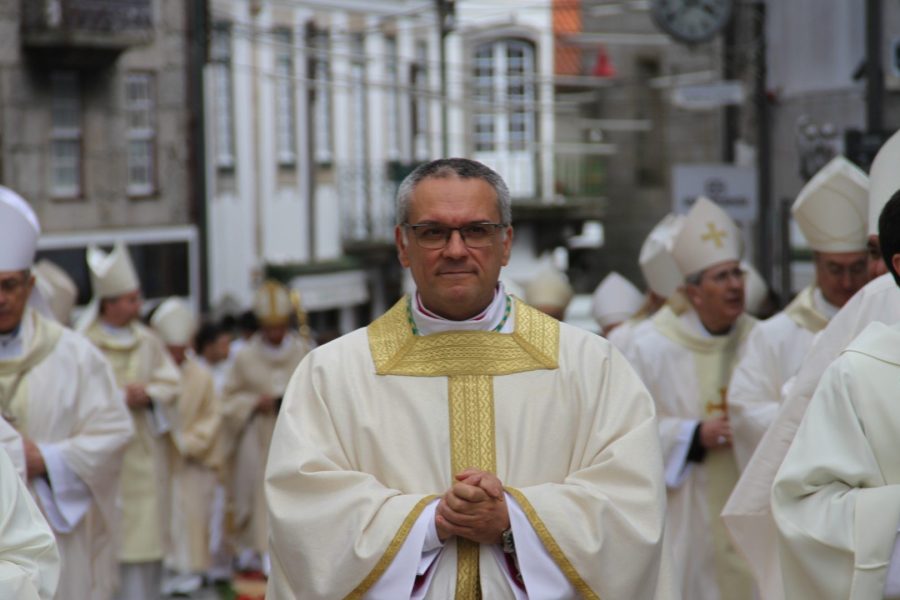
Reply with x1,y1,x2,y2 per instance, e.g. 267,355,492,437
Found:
22,0,153,51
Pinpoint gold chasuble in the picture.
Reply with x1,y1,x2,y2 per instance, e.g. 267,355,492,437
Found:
266,297,670,600
366,298,558,600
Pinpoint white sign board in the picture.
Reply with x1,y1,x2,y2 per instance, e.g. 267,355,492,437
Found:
670,80,745,110
672,164,757,222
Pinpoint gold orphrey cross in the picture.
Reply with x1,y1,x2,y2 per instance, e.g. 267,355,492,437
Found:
701,221,727,248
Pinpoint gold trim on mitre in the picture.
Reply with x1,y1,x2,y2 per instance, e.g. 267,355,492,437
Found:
505,487,601,600
344,494,439,600
367,297,559,376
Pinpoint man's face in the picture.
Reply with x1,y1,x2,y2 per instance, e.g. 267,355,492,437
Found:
395,176,512,321
212,332,232,363
814,250,869,308
685,260,745,332
261,323,288,347
0,270,34,333
167,344,187,365
101,290,142,327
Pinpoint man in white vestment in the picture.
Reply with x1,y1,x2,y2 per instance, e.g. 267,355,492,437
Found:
150,298,223,595
0,187,134,600
591,271,643,338
265,158,672,599
629,196,756,600
721,129,900,600
729,156,870,471
222,281,313,574
77,242,181,600
611,213,686,355
0,444,60,600
771,192,900,599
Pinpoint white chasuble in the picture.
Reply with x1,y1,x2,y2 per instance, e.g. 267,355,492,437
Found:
722,273,900,600
1,309,133,599
222,332,311,555
167,357,222,574
266,298,671,600
629,306,756,600
0,447,60,600
728,285,828,471
83,319,181,563
773,322,900,599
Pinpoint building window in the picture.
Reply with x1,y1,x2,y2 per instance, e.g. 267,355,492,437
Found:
50,71,82,198
211,24,235,169
274,29,296,166
410,41,429,161
385,36,401,162
125,72,156,196
312,30,332,164
471,39,536,154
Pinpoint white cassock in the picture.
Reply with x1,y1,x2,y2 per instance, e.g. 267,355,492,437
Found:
0,417,25,476
628,304,756,600
1,308,133,600
722,273,900,600
265,295,673,600
728,285,836,470
772,321,900,599
0,445,61,600
167,357,222,575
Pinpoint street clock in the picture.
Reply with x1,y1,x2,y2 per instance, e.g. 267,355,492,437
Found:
651,0,733,45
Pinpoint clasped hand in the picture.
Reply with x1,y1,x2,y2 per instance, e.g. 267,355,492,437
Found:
435,468,510,545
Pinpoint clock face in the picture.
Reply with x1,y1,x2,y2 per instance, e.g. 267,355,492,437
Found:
651,0,733,44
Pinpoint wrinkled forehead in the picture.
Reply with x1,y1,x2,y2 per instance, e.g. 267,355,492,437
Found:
409,176,501,222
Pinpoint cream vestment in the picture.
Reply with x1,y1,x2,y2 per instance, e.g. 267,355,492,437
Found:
772,321,900,599
0,308,133,600
266,298,671,599
629,306,756,600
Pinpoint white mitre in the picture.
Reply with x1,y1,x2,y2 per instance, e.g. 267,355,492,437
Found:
0,186,40,271
591,272,643,328
672,196,742,276
151,297,196,346
87,241,139,298
868,129,900,235
742,261,769,317
639,213,685,297
791,156,868,252
33,259,78,325
253,280,293,326
524,266,574,310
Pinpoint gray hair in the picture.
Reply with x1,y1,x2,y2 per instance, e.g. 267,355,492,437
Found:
395,158,512,226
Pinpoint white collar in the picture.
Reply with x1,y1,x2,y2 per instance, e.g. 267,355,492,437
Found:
411,283,514,336
812,287,841,319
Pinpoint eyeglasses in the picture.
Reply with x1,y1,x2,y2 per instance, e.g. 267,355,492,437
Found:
404,222,507,249
0,275,29,296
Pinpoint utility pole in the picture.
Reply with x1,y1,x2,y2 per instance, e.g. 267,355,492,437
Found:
436,0,455,157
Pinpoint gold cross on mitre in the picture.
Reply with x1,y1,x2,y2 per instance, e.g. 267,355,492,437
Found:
701,221,727,248
705,387,728,416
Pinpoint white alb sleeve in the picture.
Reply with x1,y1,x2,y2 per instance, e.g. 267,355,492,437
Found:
664,420,698,488
32,443,92,534
883,526,900,597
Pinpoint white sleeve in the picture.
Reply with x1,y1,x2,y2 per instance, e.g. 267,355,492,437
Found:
365,499,444,600
664,420,697,488
884,528,900,597
146,398,171,436
32,443,92,534
500,492,575,600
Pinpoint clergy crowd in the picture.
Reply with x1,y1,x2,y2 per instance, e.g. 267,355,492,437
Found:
0,130,900,600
